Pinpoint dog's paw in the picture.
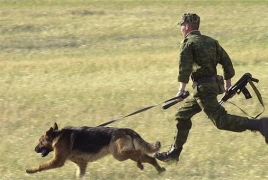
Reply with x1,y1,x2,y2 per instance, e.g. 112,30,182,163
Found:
158,167,166,173
26,169,36,174
137,162,144,170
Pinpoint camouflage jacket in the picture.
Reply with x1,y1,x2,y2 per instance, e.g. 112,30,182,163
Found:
178,30,235,83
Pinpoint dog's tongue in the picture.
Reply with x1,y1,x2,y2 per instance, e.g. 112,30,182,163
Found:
41,149,47,157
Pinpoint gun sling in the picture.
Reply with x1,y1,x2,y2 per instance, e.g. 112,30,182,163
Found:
225,78,265,119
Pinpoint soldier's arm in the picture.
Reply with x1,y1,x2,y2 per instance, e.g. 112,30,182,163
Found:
216,41,235,80
178,41,194,83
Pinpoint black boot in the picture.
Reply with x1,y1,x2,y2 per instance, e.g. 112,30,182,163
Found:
154,146,182,163
259,117,268,143
248,118,268,143
247,119,260,131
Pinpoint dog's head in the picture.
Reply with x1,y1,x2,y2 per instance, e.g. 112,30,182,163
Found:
34,123,58,157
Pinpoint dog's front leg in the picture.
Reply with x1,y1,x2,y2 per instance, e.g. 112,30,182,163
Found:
26,157,66,174
73,161,88,179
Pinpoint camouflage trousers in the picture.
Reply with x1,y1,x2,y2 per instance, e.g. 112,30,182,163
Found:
173,82,249,149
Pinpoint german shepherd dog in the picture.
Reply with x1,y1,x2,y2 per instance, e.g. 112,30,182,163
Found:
26,123,165,178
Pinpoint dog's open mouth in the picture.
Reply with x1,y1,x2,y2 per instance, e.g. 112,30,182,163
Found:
35,147,51,157
41,149,50,157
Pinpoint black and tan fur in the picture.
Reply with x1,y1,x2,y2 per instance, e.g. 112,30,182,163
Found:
26,123,165,178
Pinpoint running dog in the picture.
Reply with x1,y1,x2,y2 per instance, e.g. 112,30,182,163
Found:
26,123,165,178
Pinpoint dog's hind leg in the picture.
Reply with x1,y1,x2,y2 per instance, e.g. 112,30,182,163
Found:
110,135,133,161
110,135,145,170
140,154,166,173
116,149,145,171
129,154,144,170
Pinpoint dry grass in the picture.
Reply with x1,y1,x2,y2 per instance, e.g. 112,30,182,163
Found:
1,0,268,179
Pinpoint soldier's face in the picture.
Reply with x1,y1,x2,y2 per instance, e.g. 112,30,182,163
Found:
180,23,187,37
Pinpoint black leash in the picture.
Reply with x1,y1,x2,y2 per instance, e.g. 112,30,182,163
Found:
97,91,189,127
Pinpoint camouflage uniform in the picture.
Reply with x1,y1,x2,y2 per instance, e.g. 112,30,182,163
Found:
174,14,250,149
174,30,249,148
155,13,268,163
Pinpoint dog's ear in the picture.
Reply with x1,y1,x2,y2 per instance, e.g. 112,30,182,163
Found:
53,123,58,130
46,127,53,136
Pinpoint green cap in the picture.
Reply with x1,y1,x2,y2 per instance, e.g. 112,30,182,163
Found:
179,13,200,25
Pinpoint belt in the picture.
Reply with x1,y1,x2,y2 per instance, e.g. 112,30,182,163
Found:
196,77,216,84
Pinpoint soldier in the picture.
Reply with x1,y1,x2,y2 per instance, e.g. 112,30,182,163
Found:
154,13,268,162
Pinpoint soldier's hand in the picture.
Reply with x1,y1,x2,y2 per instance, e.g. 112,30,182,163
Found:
225,88,235,99
175,89,185,102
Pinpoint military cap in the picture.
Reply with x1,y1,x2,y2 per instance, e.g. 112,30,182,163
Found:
179,13,200,25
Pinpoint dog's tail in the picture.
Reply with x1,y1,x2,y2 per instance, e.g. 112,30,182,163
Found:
128,131,161,153
134,138,161,154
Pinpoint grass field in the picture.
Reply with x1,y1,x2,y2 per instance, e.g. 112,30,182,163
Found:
1,0,268,179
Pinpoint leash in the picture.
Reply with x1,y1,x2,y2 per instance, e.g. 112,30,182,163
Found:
97,91,189,127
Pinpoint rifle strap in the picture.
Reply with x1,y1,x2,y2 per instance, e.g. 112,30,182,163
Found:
227,79,265,119
227,101,257,119
247,79,265,118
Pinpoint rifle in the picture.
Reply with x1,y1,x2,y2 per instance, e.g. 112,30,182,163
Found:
219,73,259,105
162,91,190,109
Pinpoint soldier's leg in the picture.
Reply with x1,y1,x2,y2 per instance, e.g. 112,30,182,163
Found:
154,97,202,162
196,83,268,143
195,83,248,131
173,98,202,148
199,94,268,143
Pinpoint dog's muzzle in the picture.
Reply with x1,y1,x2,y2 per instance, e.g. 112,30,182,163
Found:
35,146,51,157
